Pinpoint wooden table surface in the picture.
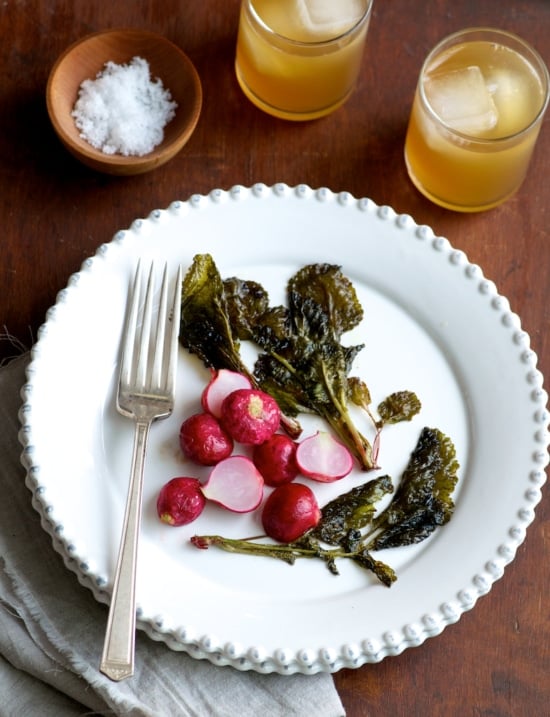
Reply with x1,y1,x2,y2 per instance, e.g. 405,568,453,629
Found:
1,2,549,715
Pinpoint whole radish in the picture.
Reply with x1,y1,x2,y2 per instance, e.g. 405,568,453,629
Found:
221,388,281,445
261,483,321,543
179,413,233,466
157,477,206,526
252,433,298,486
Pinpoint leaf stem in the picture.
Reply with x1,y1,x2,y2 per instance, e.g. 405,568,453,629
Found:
191,534,354,564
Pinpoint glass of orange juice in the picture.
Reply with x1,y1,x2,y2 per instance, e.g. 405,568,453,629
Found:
235,0,373,121
404,28,549,212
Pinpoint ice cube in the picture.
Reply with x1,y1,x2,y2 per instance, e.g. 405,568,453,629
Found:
424,65,498,135
485,67,535,135
295,0,365,39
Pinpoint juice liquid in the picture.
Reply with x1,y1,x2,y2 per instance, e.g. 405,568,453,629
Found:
235,0,371,120
405,37,547,212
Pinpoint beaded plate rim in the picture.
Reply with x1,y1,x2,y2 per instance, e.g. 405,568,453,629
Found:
18,183,549,674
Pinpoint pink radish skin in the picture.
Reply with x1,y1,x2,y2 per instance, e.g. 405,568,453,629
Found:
201,455,264,512
296,431,353,482
252,434,299,486
221,388,281,445
262,483,321,543
157,477,206,526
179,413,234,466
201,369,253,418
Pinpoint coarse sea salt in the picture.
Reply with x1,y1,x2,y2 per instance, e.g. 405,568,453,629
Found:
72,56,177,156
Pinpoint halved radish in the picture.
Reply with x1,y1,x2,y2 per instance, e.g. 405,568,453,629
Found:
296,431,353,482
201,369,253,418
201,455,264,512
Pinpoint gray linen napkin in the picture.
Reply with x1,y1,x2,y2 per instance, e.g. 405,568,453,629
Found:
0,354,346,717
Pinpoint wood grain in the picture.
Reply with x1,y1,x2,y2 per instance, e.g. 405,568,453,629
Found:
1,2,548,714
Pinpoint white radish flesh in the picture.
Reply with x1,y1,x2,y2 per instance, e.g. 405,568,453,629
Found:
201,369,253,418
296,431,353,482
201,455,264,512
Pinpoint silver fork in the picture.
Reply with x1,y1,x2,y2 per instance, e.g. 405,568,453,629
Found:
100,261,181,681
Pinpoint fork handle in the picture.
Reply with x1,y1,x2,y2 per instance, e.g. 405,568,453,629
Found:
100,418,151,681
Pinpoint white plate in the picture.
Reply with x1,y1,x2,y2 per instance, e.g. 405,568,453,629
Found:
19,183,549,675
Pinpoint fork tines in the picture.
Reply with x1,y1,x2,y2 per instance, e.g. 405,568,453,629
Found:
118,261,181,410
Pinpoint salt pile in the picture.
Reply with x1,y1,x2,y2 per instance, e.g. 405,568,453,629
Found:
72,56,177,156
424,65,498,135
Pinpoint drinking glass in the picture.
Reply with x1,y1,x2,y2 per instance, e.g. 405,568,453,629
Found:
235,0,373,121
404,28,549,212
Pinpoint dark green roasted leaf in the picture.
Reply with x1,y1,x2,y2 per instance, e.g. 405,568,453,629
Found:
251,306,292,349
222,277,270,341
352,549,397,587
378,391,422,425
287,263,364,339
311,475,394,545
348,376,372,408
366,505,448,550
252,356,311,418
365,426,459,550
179,254,250,376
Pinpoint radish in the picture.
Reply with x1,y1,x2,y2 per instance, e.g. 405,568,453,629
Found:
157,477,206,526
201,369,252,418
296,431,353,482
261,483,321,543
220,388,281,445
179,412,234,466
252,433,298,486
201,455,264,512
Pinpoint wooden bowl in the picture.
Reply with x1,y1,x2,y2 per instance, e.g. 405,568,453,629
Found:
46,29,202,175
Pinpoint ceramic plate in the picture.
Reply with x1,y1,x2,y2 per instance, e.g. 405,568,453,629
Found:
19,183,548,674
